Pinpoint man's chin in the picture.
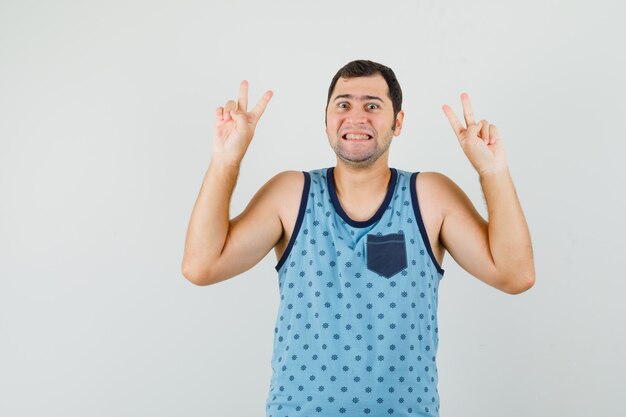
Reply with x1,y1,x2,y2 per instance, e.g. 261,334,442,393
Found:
335,153,378,168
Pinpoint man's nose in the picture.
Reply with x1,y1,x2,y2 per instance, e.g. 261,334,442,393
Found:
347,108,368,124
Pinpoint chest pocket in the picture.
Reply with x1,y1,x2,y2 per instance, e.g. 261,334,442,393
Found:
366,232,408,278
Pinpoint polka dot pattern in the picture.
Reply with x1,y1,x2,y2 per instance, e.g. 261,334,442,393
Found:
266,168,445,417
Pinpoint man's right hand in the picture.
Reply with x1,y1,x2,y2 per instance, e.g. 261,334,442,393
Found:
212,80,273,167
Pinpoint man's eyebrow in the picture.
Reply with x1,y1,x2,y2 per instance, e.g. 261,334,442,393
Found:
333,94,384,103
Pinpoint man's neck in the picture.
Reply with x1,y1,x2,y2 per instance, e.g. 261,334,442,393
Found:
332,159,391,204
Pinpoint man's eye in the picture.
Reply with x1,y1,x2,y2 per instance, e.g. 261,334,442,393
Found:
367,103,379,110
338,102,349,109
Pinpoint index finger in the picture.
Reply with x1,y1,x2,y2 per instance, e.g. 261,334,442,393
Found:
442,104,464,137
249,90,273,123
237,80,248,112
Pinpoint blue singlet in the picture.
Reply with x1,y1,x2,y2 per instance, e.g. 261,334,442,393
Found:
265,167,445,417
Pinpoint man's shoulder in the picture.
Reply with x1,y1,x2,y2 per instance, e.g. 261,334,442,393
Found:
269,167,329,187
262,170,311,233
410,170,461,207
412,170,454,187
411,170,470,217
266,169,305,188
393,167,449,181
396,169,448,190
262,170,309,201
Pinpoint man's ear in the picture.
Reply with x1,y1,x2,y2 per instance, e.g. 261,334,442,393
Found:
393,110,405,135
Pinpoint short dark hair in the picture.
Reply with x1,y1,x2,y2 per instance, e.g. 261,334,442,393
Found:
325,60,403,124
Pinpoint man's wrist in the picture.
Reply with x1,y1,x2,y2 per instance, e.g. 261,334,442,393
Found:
478,164,509,179
210,153,242,172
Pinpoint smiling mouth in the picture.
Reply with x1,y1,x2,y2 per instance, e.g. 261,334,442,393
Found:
342,133,372,140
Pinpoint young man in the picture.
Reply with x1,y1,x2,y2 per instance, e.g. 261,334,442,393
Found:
182,60,535,417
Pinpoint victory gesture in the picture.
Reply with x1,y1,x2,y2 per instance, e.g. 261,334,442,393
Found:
213,80,273,166
442,93,507,175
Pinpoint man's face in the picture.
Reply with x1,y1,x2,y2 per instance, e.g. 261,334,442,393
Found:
325,74,403,168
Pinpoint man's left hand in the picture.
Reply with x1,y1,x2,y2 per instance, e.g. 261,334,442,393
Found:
442,92,508,175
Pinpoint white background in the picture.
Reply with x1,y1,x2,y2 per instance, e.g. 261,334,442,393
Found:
1,0,624,416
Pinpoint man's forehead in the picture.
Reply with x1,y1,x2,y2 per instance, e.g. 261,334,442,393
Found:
331,75,390,100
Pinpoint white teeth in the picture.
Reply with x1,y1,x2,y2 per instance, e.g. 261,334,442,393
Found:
344,134,370,140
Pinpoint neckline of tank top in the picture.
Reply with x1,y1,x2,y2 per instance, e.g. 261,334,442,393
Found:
325,166,398,228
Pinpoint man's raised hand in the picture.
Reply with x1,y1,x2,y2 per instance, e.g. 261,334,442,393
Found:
212,80,273,167
442,92,507,176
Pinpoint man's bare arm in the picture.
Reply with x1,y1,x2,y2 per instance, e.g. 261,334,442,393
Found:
181,160,241,285
181,80,277,285
440,92,535,294
435,172,534,294
479,167,534,292
182,163,299,286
